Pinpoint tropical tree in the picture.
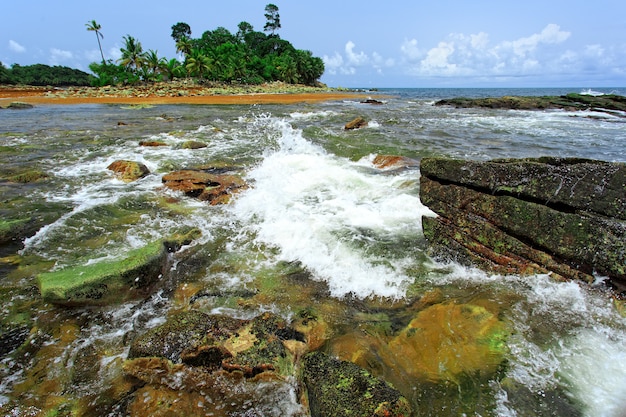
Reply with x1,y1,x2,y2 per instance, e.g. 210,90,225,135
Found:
119,35,144,72
85,20,105,64
186,50,212,79
143,49,167,81
175,36,193,59
236,21,254,42
263,4,281,35
171,22,192,43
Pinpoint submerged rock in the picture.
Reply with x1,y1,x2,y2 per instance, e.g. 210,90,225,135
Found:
302,351,411,417
372,154,419,170
420,157,626,290
387,302,507,382
107,160,150,182
128,311,304,378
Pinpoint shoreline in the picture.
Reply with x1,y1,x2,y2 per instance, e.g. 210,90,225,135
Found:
0,82,369,106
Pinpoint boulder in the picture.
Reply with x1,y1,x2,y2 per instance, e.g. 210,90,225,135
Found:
345,116,368,130
302,351,411,417
37,230,199,306
107,160,150,182
162,169,246,205
420,157,626,290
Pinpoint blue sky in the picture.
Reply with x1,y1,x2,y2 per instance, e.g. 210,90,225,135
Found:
2,0,625,88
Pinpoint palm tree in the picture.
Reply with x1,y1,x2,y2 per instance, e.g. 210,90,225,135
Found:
85,20,105,64
175,36,193,59
119,35,144,72
186,50,212,79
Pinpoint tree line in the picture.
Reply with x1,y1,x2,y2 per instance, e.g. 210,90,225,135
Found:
88,4,325,87
0,63,93,86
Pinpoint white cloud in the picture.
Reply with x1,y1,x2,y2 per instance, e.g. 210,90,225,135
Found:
324,41,394,77
399,24,579,80
401,39,421,61
9,40,26,53
345,41,368,66
49,48,73,65
506,23,570,57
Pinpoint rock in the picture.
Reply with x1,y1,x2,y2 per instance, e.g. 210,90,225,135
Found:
6,102,34,109
37,230,199,306
181,140,208,149
107,160,150,182
302,351,411,417
361,98,383,105
434,93,626,116
128,311,304,378
138,140,167,147
420,157,626,290
372,154,418,170
162,169,247,205
387,302,508,382
345,116,368,130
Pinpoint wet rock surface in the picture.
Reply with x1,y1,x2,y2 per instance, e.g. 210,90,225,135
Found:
302,351,411,417
434,93,626,116
107,160,150,182
162,169,247,205
420,157,626,290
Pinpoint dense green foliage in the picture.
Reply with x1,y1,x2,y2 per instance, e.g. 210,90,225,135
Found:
0,62,94,86
89,4,324,86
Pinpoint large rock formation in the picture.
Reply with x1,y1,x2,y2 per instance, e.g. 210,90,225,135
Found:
434,93,626,116
419,157,626,291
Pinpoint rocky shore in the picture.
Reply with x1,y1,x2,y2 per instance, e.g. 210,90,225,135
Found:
435,93,626,116
0,81,364,106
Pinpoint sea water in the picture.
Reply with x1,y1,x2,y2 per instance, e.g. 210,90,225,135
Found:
1,88,625,416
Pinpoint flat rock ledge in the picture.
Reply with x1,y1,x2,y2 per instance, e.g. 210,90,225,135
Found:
419,157,626,291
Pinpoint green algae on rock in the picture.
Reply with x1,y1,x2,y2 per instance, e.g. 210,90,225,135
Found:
420,157,626,289
106,160,150,182
37,230,200,306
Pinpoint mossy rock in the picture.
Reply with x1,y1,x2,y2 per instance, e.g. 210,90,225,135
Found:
128,311,304,378
181,140,208,149
37,229,199,306
5,170,48,183
302,351,411,417
107,160,150,182
0,217,31,244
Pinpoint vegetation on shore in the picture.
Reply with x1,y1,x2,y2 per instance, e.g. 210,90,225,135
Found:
0,4,325,90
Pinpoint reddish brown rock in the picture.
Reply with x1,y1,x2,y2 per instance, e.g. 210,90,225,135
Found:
372,154,418,170
139,140,168,147
162,169,246,204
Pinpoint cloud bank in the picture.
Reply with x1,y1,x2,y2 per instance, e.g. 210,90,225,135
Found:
323,23,623,85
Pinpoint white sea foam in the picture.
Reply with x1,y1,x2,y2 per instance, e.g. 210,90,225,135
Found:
558,329,626,417
231,119,430,299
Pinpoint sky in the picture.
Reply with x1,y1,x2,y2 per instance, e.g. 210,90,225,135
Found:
2,0,625,88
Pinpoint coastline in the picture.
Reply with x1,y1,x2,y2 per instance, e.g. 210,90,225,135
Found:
0,82,368,106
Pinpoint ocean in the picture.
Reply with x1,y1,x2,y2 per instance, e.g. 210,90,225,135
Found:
1,87,625,416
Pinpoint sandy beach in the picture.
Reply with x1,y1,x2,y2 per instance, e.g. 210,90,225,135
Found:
0,83,367,106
